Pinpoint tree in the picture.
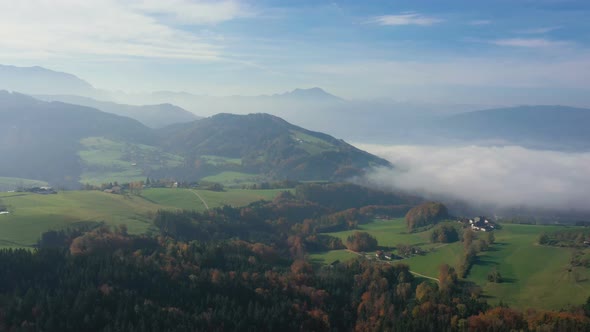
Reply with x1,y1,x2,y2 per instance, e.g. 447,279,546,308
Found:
405,202,449,232
430,224,459,243
538,233,550,245
345,231,378,252
463,228,475,249
487,268,503,283
486,231,495,245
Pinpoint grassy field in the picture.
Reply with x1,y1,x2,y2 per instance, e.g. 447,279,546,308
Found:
200,171,263,186
313,219,590,310
309,249,359,264
0,191,162,247
0,177,49,191
468,224,590,309
200,155,242,166
324,218,434,249
79,137,184,185
141,188,286,211
0,188,287,248
290,130,337,155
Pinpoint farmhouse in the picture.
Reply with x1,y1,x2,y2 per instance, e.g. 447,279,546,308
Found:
28,186,57,195
458,216,496,232
103,186,122,194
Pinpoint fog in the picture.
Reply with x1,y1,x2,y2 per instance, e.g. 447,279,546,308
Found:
357,144,590,213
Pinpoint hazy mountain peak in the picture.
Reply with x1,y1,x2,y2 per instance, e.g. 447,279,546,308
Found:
276,87,343,101
0,64,94,95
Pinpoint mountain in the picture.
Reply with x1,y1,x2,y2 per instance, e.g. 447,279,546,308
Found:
160,113,391,181
272,87,344,102
0,64,96,96
436,105,590,151
0,91,154,187
35,95,202,128
0,92,389,187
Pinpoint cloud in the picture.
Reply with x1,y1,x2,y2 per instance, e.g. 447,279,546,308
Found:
357,144,590,212
130,0,250,25
491,38,571,48
0,0,250,62
369,13,443,26
469,20,492,26
516,26,561,34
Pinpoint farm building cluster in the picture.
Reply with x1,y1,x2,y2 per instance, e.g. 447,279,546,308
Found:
457,216,496,232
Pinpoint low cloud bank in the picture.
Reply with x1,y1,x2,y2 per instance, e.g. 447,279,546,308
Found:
356,144,590,213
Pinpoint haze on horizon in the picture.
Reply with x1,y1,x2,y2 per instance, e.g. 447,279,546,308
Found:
1,0,590,106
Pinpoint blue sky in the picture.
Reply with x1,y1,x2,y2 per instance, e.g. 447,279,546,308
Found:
1,0,589,103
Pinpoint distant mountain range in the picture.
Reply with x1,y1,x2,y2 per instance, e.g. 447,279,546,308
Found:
35,95,201,128
433,105,590,151
0,64,95,96
0,91,388,188
3,64,590,152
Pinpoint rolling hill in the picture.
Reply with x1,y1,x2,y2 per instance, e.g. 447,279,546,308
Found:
0,92,389,187
0,91,155,187
159,113,390,181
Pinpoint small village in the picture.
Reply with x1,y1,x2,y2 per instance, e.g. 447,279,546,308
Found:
457,216,497,232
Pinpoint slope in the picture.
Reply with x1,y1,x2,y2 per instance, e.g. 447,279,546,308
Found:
0,91,155,187
159,113,391,181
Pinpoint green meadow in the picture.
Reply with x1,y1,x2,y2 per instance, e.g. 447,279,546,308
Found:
200,171,263,186
0,177,49,191
0,188,285,249
313,219,590,310
79,137,184,185
141,188,286,211
0,191,160,247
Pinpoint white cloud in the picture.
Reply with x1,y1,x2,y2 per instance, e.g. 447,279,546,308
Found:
469,20,492,26
357,144,590,212
516,26,561,34
491,38,570,48
129,0,250,25
0,0,249,62
369,13,443,26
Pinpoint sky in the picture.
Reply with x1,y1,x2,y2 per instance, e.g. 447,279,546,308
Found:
1,0,590,102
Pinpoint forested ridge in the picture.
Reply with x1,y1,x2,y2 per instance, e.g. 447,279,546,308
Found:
1,183,589,331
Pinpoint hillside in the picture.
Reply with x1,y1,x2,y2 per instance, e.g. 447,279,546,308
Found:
36,94,201,128
0,91,155,187
436,105,590,151
0,93,389,186
159,113,391,181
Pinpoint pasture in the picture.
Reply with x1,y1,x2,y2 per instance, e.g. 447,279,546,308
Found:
0,191,160,247
78,137,184,185
141,188,286,211
0,177,49,191
0,188,285,249
314,219,590,310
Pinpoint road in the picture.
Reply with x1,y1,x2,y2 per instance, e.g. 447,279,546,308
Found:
190,190,209,210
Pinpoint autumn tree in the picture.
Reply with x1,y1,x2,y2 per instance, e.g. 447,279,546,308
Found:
405,202,449,232
430,224,459,243
345,231,378,252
